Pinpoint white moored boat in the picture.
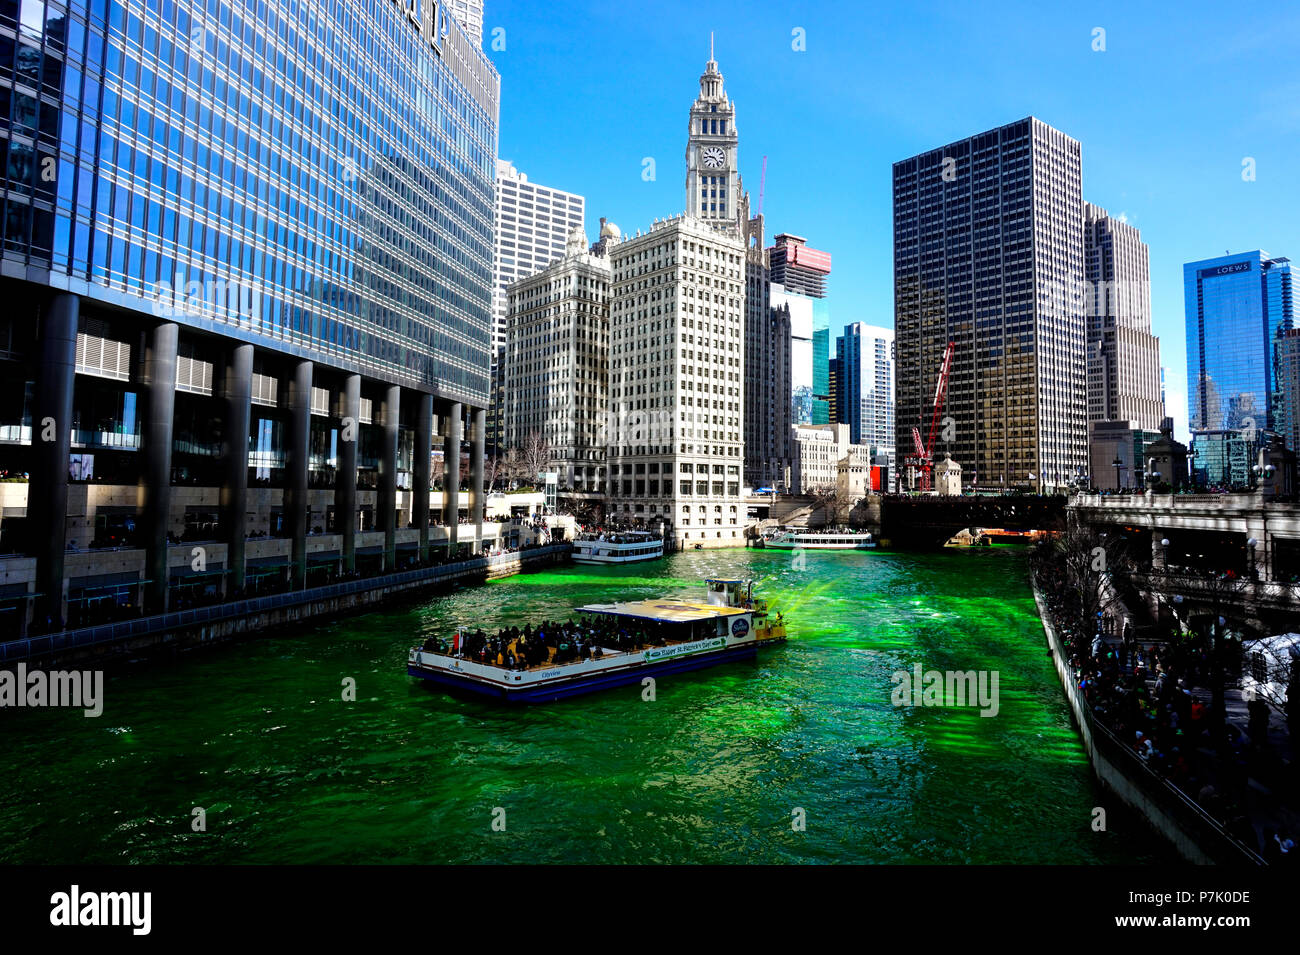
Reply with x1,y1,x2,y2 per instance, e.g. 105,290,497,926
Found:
762,527,877,550
572,530,664,565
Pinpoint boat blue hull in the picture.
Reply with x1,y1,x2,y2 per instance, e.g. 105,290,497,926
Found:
408,641,772,703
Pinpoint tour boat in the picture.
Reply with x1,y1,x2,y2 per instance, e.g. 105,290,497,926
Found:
571,529,665,565
406,578,787,703
761,527,877,550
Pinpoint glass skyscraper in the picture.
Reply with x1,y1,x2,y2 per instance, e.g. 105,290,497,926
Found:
0,0,499,631
1185,251,1293,433
836,321,894,464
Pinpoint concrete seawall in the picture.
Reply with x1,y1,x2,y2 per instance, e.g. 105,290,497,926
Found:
1031,581,1262,865
1,544,571,669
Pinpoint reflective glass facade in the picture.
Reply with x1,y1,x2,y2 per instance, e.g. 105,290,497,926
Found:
0,0,498,403
1184,252,1293,435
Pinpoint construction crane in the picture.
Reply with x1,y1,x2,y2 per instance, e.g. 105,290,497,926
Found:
906,340,955,492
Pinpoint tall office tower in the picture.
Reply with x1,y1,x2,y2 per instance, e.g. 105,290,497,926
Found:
606,217,746,546
490,160,586,454
0,2,498,631
1184,252,1295,483
1083,203,1163,430
504,224,613,498
768,234,832,427
446,0,485,45
837,323,895,466
893,117,1087,491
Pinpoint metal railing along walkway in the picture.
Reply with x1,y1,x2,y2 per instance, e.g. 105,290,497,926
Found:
1,544,570,665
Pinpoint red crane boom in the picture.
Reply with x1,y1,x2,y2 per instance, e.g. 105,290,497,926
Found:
907,340,955,492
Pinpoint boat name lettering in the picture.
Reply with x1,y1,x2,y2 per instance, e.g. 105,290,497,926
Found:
643,637,726,662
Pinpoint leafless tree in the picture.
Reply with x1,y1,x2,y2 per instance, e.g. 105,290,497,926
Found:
810,486,849,527
500,447,523,488
1048,511,1134,646
520,430,551,486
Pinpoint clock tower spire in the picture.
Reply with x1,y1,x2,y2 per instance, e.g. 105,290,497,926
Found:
685,37,744,234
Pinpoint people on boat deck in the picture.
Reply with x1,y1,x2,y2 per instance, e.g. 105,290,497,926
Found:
420,614,674,670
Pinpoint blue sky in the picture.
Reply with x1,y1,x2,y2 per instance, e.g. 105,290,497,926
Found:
484,0,1300,441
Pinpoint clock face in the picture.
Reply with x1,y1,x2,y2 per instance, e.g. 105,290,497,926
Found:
701,146,725,169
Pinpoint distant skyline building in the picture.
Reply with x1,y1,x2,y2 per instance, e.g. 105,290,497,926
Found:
490,160,585,454
837,323,895,467
446,0,485,46
770,233,831,298
894,116,1087,491
768,233,831,429
1083,202,1163,431
504,225,613,497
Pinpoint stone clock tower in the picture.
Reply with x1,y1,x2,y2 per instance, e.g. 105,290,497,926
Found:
685,36,746,234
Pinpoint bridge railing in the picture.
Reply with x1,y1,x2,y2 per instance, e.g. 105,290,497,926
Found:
1131,570,1300,608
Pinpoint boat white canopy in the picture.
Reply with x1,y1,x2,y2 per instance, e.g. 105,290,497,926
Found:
574,599,747,623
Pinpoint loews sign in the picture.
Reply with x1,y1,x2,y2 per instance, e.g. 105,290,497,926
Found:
392,0,445,53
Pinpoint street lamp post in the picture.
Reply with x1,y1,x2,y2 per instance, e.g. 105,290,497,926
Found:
1247,537,1257,580
1112,455,1123,492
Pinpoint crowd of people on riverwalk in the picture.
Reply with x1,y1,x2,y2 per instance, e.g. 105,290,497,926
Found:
420,614,680,670
1031,549,1297,863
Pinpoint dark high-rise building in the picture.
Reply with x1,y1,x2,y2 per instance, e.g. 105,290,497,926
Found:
893,117,1086,491
0,0,499,632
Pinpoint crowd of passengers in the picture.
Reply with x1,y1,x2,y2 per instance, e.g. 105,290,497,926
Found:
420,615,683,669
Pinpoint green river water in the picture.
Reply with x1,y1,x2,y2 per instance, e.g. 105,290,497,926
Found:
0,545,1168,864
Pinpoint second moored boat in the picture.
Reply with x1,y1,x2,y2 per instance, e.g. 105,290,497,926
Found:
761,527,877,550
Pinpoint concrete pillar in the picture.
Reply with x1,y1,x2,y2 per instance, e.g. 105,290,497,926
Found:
443,401,462,557
336,374,361,574
220,343,253,596
283,359,312,589
379,383,400,572
141,321,179,615
413,392,433,562
30,293,78,630
470,406,485,554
